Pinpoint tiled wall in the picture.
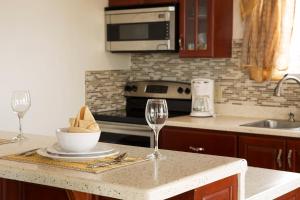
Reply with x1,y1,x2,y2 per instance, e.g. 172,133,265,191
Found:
86,40,300,113
130,40,300,109
85,70,130,112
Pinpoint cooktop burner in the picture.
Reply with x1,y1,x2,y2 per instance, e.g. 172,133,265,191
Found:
93,109,190,125
93,109,147,125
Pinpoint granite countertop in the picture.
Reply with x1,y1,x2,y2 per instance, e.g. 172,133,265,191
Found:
0,131,247,200
166,115,300,138
246,167,300,200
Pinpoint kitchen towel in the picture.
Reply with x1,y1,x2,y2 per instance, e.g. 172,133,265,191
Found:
0,139,15,145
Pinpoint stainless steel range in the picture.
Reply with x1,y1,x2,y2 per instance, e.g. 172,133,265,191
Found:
93,81,191,147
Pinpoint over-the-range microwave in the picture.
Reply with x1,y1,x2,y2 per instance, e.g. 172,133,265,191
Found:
105,5,178,52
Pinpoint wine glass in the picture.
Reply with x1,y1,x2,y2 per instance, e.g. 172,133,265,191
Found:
145,99,168,159
11,91,31,141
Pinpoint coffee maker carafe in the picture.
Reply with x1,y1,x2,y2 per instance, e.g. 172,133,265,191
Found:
190,78,215,117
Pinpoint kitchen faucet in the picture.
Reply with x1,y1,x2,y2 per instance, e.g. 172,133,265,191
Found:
274,74,300,96
274,74,300,122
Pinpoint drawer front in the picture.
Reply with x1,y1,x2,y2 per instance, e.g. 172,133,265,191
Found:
160,126,237,157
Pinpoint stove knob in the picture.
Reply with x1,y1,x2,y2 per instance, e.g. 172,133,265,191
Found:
124,85,132,92
132,85,138,92
177,87,184,94
185,88,191,94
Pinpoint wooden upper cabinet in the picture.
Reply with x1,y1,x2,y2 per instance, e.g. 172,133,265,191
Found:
239,135,286,170
109,0,177,7
160,126,237,157
109,0,143,7
179,0,233,58
143,0,178,5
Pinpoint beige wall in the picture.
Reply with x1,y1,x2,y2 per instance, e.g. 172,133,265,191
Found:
0,0,130,136
0,0,242,136
233,0,244,39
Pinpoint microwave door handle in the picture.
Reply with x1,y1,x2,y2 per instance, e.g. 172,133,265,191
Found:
156,44,169,50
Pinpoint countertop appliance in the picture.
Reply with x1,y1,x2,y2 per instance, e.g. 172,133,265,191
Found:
105,5,177,52
190,78,215,117
93,81,191,147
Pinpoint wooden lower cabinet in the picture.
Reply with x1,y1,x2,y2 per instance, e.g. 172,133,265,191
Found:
169,175,238,200
286,140,300,172
1,175,300,200
239,135,286,170
0,178,116,200
276,188,300,200
0,178,23,200
160,126,300,172
196,175,237,200
0,176,238,200
160,126,237,157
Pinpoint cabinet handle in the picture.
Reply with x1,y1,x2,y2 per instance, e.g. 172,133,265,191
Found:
189,146,205,152
277,149,283,169
179,38,182,49
179,37,184,50
288,149,293,169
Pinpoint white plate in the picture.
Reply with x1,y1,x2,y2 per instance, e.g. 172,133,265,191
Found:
46,143,114,157
37,148,119,162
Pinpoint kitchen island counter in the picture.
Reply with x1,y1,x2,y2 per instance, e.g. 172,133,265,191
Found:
246,167,300,200
0,131,247,200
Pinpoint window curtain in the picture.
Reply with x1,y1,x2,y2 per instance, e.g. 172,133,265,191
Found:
240,0,296,82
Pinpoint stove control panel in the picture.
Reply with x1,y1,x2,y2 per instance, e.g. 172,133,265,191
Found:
124,81,191,100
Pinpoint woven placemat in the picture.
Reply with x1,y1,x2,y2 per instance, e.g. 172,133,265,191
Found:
0,139,14,145
1,153,148,173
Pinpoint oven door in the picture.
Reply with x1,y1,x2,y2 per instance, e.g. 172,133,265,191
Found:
105,6,176,51
98,121,154,148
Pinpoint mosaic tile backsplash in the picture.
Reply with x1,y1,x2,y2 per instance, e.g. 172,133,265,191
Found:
86,40,300,113
85,70,129,112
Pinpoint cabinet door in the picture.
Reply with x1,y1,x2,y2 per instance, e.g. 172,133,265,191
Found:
286,139,300,172
167,175,238,200
275,188,300,200
22,182,70,200
0,178,23,200
179,0,233,58
239,135,286,170
196,175,238,200
109,0,143,7
179,0,212,57
160,126,237,157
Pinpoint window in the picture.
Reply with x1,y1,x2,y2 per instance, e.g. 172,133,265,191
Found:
287,1,300,74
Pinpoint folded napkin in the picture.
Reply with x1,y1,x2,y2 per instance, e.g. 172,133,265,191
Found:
68,106,100,133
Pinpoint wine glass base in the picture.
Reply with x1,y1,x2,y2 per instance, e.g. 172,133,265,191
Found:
12,134,26,142
147,151,166,160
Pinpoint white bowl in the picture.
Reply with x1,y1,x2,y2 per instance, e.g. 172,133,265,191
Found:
56,128,101,152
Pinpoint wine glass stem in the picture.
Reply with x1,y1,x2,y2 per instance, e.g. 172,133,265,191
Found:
18,115,23,138
154,128,160,154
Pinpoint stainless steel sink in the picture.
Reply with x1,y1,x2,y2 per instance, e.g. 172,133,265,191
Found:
241,119,300,130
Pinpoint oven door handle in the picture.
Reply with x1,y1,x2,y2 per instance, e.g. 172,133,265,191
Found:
99,122,152,137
